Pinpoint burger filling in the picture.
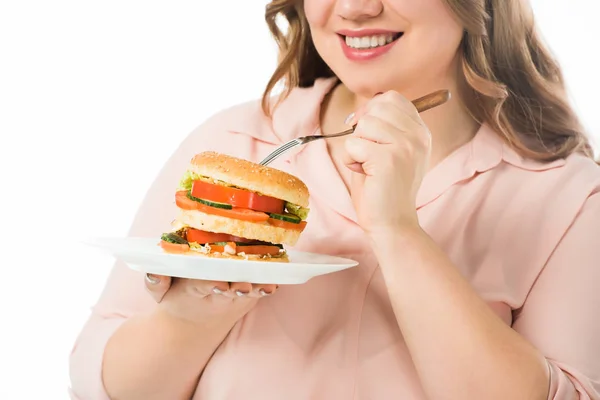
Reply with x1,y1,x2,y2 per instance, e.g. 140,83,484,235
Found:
159,172,310,258
160,229,285,259
178,171,310,220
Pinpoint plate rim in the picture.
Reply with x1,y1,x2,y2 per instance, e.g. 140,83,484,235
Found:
81,236,360,268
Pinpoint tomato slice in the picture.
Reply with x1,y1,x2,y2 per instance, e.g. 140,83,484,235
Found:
175,190,203,210
207,243,281,256
236,245,282,256
224,208,271,222
191,180,284,214
159,240,189,254
267,218,307,232
175,191,270,222
187,228,254,244
208,242,236,253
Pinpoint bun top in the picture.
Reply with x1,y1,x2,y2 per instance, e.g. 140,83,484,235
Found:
188,152,309,207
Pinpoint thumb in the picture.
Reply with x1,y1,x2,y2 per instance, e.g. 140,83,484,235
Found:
144,273,172,303
350,168,365,195
350,165,366,213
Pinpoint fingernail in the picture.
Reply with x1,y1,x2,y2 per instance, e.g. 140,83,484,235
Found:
145,273,160,285
259,289,272,297
212,287,223,295
235,290,248,297
344,112,355,125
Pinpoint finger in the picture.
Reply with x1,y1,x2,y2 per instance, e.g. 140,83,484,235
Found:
188,279,230,297
348,91,422,128
340,142,367,174
344,105,367,127
355,109,431,152
376,91,422,124
344,137,379,164
229,282,253,298
340,133,369,173
344,92,385,126
344,137,383,176
365,101,422,133
346,163,366,174
351,115,398,145
252,284,278,298
144,273,172,303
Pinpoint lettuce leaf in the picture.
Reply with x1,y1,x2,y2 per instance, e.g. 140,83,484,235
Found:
285,202,310,220
178,170,201,191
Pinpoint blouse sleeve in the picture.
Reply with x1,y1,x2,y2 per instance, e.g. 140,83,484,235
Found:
68,115,231,399
511,191,600,399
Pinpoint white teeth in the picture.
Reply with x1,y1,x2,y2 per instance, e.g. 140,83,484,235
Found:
345,34,397,49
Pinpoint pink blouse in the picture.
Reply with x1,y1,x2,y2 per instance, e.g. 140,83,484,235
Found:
69,77,600,399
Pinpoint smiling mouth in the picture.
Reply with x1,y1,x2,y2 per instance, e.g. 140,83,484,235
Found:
341,33,404,50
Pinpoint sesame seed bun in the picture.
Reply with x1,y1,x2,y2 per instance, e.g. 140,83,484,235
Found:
188,151,309,207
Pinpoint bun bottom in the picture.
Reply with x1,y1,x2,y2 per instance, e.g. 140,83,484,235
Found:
167,248,289,263
175,208,302,246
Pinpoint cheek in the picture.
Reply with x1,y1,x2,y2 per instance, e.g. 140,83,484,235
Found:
303,0,332,27
304,0,338,60
389,0,463,38
388,0,452,19
390,0,463,60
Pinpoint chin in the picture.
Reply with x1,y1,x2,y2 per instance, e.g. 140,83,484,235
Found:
338,72,419,98
335,62,457,101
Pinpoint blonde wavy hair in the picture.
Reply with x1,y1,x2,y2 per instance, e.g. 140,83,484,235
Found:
262,0,595,162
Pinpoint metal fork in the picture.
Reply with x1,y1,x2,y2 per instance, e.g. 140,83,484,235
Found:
259,89,451,166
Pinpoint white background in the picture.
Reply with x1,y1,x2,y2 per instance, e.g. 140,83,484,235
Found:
0,1,598,398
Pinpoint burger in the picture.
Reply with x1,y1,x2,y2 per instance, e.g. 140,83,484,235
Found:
159,151,310,262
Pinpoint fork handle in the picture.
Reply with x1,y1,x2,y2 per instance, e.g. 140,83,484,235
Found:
413,90,451,113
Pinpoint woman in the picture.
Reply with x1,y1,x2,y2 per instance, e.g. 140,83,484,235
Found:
70,0,600,399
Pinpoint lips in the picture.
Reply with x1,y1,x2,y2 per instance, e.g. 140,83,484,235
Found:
336,29,404,61
342,33,403,49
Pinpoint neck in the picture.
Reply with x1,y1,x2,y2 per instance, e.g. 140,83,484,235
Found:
334,76,479,170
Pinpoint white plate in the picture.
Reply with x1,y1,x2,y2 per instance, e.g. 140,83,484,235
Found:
82,237,359,284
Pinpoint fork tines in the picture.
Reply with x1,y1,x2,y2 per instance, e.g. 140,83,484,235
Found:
259,139,301,165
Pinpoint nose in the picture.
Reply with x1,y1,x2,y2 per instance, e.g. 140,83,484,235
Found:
335,0,383,21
